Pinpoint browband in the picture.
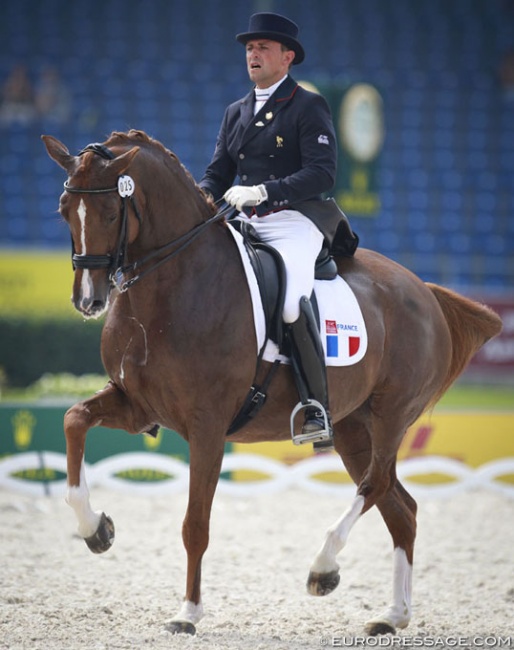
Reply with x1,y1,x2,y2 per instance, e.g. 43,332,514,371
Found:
78,143,115,160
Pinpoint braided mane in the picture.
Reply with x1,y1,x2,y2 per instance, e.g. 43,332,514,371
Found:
105,130,217,214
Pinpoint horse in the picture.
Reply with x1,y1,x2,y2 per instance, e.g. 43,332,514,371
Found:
42,129,502,637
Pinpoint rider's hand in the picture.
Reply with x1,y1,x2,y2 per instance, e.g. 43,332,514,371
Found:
224,184,268,212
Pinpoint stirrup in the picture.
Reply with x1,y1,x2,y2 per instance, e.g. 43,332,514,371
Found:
290,399,332,445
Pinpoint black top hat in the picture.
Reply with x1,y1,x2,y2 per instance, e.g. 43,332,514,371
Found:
236,13,305,65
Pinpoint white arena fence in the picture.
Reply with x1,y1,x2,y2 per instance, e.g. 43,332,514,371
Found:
1,452,514,499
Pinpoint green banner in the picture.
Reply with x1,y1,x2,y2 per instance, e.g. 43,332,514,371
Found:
333,83,384,217
300,81,385,217
0,403,194,483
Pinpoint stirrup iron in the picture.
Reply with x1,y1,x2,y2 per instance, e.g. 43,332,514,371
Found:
290,399,331,445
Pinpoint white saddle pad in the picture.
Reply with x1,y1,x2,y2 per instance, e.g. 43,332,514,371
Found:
228,223,368,367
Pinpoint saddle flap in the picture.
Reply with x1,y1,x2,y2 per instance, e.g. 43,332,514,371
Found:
230,219,286,347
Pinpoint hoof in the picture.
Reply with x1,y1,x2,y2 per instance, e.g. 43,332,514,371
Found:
84,512,115,554
165,620,196,635
365,621,396,636
306,569,340,596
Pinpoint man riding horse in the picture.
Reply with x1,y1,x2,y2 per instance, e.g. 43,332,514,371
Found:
200,12,346,446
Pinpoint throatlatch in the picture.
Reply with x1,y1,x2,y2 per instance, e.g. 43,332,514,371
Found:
287,296,333,446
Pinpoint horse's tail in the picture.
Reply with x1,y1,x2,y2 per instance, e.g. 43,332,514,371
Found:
426,283,503,406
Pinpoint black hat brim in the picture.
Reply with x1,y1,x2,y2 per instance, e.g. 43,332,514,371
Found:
236,31,305,65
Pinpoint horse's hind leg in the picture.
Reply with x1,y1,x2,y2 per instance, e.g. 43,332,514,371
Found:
364,480,417,635
64,382,140,553
307,416,370,596
307,413,417,634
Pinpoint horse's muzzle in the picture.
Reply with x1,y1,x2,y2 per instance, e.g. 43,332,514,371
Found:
73,269,111,319
74,294,109,319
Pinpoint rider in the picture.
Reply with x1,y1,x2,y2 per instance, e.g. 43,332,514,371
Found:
199,12,337,445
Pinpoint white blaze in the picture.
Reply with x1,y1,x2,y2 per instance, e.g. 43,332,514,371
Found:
78,198,87,253
77,198,93,301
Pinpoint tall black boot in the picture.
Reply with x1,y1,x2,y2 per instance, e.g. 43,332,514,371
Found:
287,296,333,446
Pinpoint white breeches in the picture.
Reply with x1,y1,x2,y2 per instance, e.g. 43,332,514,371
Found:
236,210,324,323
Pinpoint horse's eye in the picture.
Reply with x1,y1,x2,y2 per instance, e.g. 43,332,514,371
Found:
107,213,118,224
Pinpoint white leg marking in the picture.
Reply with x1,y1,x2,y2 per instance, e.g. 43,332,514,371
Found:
365,547,412,632
171,600,204,625
66,461,102,539
310,494,365,574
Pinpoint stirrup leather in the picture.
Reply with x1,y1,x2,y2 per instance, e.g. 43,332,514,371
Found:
290,399,332,445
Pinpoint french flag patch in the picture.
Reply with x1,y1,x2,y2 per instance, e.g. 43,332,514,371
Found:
325,320,339,357
325,320,361,359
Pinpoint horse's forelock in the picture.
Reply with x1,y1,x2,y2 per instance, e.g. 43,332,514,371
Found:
73,148,105,182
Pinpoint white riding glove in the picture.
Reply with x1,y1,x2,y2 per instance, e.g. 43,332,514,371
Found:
224,184,268,212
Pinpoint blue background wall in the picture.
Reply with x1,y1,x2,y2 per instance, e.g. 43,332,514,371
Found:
1,0,513,292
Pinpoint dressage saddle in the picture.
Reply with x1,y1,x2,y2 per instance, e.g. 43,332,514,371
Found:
229,218,337,351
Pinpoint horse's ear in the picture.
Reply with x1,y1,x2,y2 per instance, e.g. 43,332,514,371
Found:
108,146,141,176
41,135,77,173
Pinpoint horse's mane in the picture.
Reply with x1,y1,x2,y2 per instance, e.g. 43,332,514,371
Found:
105,130,217,215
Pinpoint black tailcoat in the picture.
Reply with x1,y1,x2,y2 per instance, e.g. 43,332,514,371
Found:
200,75,358,254
200,75,337,213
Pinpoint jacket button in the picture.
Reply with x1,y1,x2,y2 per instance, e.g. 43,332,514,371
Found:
269,174,276,180
239,153,245,159
241,174,248,181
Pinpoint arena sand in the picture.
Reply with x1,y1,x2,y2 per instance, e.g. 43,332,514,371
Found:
1,486,513,649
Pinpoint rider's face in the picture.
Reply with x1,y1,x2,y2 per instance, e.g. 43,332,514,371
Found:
245,39,295,88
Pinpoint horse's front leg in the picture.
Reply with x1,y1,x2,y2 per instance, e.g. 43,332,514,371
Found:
64,382,138,554
165,431,226,636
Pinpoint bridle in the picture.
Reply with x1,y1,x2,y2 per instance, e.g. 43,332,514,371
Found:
64,143,228,292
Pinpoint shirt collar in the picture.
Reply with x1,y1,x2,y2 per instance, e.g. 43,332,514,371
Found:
254,74,289,100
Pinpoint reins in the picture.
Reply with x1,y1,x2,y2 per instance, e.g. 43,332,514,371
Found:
64,142,229,292
112,206,230,292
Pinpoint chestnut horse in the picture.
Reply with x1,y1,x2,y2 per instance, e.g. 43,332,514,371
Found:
42,130,501,637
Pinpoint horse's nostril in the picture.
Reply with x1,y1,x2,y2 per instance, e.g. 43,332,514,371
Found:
76,297,107,317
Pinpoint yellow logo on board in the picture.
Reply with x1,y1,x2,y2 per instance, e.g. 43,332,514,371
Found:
12,410,36,449
143,428,162,450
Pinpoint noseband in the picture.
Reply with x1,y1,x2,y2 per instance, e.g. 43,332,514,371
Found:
64,143,227,292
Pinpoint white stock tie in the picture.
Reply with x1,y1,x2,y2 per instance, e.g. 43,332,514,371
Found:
254,89,270,115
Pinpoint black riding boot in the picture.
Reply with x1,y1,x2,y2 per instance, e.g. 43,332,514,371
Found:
287,296,333,447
